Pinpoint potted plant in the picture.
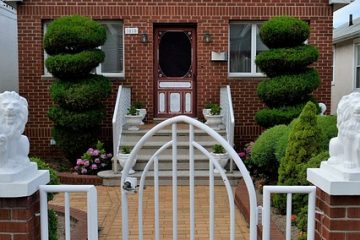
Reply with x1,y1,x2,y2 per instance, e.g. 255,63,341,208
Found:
205,104,224,130
134,102,146,125
117,146,136,174
125,105,143,130
211,144,229,173
203,103,215,123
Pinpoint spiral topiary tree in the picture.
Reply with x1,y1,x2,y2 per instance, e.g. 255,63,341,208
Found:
44,15,111,161
255,16,320,128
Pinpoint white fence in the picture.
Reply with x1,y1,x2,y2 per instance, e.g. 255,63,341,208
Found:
39,185,98,240
112,85,131,173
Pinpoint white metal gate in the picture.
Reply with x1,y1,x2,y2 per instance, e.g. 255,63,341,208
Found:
121,115,316,240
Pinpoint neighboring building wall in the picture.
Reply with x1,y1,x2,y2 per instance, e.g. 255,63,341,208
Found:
16,0,333,158
331,40,354,114
0,2,18,92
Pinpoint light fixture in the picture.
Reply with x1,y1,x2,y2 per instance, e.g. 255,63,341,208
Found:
203,31,212,43
140,32,149,43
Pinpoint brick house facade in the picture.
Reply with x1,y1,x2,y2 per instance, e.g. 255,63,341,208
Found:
15,0,333,159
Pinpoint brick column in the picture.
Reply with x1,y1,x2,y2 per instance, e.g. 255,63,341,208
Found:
314,188,360,240
0,192,41,240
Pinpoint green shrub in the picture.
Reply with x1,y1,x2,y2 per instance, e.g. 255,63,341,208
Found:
45,50,105,78
260,16,310,49
256,69,320,107
50,75,111,110
250,125,289,184
255,103,305,128
48,209,58,240
255,46,319,77
273,102,321,213
44,15,106,55
210,104,222,115
52,126,99,162
212,144,225,154
48,105,105,129
317,115,337,150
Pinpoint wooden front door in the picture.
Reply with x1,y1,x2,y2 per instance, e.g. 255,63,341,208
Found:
154,27,196,117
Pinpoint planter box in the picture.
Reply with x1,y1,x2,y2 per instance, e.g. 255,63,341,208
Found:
58,172,103,185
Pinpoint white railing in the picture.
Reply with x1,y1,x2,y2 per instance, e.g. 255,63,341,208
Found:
112,85,131,173
220,85,235,171
39,185,98,240
121,116,258,240
262,186,316,240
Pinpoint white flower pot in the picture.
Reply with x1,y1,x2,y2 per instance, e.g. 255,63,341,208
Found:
118,153,136,175
202,108,211,124
211,152,229,173
206,114,223,130
125,115,143,130
136,108,147,125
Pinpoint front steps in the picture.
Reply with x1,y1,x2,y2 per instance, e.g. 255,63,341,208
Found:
98,123,242,186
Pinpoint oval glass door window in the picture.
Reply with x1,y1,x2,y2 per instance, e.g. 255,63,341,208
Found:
159,32,191,77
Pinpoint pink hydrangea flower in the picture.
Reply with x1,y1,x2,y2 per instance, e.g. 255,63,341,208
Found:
91,164,98,170
76,159,84,165
95,158,101,164
239,152,246,158
92,150,100,156
81,168,87,174
84,161,90,167
100,154,107,159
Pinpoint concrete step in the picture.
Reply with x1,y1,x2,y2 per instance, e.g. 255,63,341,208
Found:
134,155,211,170
98,170,242,186
121,134,226,143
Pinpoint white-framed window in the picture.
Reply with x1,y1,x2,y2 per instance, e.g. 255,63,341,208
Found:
355,43,360,88
43,20,124,78
229,22,268,77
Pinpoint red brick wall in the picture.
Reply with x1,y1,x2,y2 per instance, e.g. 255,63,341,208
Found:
315,188,360,240
0,192,40,240
17,0,333,159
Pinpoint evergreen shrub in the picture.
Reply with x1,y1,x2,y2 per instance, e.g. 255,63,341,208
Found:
255,45,319,77
256,69,320,107
260,16,310,49
44,15,106,55
273,102,321,213
250,125,289,184
50,75,111,110
45,50,105,78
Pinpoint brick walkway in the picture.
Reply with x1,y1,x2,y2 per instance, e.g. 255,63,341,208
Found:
50,186,249,239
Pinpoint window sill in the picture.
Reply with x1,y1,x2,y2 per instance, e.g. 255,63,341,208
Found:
42,75,125,81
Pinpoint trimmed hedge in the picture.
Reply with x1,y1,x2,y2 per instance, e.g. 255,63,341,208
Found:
256,69,320,107
255,103,305,128
255,45,319,77
44,15,106,55
250,125,289,184
260,16,310,49
52,126,99,161
50,75,111,110
45,50,105,78
48,105,105,129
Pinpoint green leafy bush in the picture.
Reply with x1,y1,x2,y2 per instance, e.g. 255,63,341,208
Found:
255,45,319,77
45,50,105,78
30,157,59,240
317,115,337,150
50,75,111,110
255,16,319,128
44,15,106,55
250,125,289,184
45,15,111,161
273,102,321,213
255,103,305,128
48,105,105,129
212,144,225,154
210,104,222,115
260,16,310,49
256,69,320,107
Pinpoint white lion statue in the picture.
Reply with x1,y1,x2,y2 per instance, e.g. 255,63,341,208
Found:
328,92,360,169
0,91,30,170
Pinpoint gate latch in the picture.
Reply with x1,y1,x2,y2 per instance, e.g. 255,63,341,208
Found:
123,177,138,193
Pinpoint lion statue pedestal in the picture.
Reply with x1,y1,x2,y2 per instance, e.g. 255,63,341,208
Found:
308,92,360,195
0,91,49,197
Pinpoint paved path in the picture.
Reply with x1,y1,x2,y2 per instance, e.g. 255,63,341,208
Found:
50,186,249,239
